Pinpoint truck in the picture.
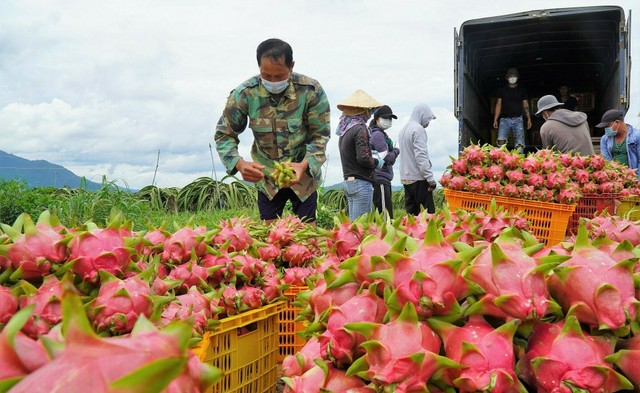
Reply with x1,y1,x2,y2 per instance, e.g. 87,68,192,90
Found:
454,6,632,153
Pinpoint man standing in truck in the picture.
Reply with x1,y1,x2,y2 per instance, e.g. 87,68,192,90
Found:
493,68,532,153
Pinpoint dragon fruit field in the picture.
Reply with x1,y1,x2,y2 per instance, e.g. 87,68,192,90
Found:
4,146,640,392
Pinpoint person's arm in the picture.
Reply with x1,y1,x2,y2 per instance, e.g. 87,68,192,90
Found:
523,99,532,129
412,130,434,183
355,125,378,169
214,88,265,182
493,98,502,129
600,137,613,161
301,85,331,180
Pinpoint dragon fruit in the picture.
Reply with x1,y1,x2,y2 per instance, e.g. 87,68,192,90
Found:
18,275,65,338
372,220,482,320
10,286,221,393
505,169,526,184
161,287,214,334
464,228,564,320
448,175,467,191
585,214,640,246
68,217,134,283
462,144,486,164
283,267,315,286
544,172,567,190
468,166,486,180
298,275,360,323
521,155,540,173
547,223,639,333
501,152,521,170
345,302,457,392
140,226,170,256
256,242,281,262
0,211,68,280
161,225,207,263
484,181,501,195
211,217,253,252
316,286,387,368
89,272,154,335
450,157,469,174
605,334,640,387
220,285,265,315
167,260,211,292
466,179,485,193
516,314,632,392
439,172,452,188
589,154,606,170
283,360,370,392
429,316,523,392
488,147,506,163
283,243,314,267
281,337,323,377
503,184,520,198
0,286,18,329
201,249,236,287
486,165,505,181
526,172,545,188
571,154,588,169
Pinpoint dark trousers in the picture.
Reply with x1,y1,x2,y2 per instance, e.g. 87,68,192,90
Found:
404,180,435,215
373,182,393,218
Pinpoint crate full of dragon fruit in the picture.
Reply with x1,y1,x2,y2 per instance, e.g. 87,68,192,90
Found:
196,301,286,393
444,189,575,246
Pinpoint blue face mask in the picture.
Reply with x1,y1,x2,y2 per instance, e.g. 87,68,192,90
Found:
604,127,617,137
261,78,289,94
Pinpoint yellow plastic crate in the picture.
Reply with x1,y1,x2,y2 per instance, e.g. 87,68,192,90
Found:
444,189,576,246
278,285,309,362
197,301,286,393
618,196,640,221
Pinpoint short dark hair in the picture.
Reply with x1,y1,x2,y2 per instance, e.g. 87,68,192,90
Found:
256,38,293,68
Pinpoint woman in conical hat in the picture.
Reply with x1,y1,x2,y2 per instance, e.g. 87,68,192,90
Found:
336,90,384,221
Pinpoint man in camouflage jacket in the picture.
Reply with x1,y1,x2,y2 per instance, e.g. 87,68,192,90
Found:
214,38,330,223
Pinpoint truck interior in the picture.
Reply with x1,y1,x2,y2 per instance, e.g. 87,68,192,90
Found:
455,6,631,154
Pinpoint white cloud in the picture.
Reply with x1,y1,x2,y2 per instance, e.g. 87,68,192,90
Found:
0,0,638,192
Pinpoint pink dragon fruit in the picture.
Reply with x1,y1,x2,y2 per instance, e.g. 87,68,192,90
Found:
468,166,486,179
18,275,65,338
164,351,222,393
450,157,469,175
329,235,394,289
536,188,555,202
233,253,265,286
283,267,315,286
167,260,211,292
161,287,214,334
519,184,535,199
463,228,564,320
592,170,609,184
573,168,590,184
283,243,314,267
526,172,545,188
505,170,526,184
516,314,632,392
201,250,236,287
466,179,485,193
521,155,540,173
585,214,640,246
345,302,457,392
448,175,467,191
329,218,363,260
501,152,521,169
281,337,323,377
556,186,581,204
589,154,606,170
540,157,558,173
605,334,640,387
0,211,68,280
141,227,170,256
10,287,221,393
317,286,387,368
89,272,154,335
0,306,51,389
439,172,453,188
462,144,486,164
429,316,523,392
220,285,265,315
486,165,505,181
546,223,639,332
68,219,134,283
211,217,253,252
581,181,598,194
484,181,502,195
472,200,529,241
558,153,573,167
267,216,305,247
161,225,207,263
545,172,567,190
503,184,520,198
488,147,506,163
371,220,482,319
0,286,18,329
256,243,281,262
571,154,588,169
283,361,370,392
299,276,360,323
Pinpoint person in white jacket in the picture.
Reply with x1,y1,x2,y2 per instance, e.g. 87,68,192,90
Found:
398,103,437,215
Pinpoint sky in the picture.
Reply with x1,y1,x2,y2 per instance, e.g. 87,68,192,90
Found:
0,0,638,191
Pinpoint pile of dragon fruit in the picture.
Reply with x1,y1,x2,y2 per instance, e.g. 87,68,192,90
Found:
280,208,640,393
440,144,640,204
0,211,325,392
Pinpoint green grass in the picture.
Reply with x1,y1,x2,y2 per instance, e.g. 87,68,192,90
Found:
0,178,445,230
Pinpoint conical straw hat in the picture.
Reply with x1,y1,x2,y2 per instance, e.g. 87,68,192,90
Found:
337,90,383,111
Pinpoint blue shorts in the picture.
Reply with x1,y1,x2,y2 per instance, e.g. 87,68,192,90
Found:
257,189,317,222
497,117,525,148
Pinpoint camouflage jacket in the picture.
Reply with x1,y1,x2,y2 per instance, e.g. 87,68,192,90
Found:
214,72,330,201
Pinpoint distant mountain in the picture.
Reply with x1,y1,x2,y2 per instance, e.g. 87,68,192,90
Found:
0,150,103,191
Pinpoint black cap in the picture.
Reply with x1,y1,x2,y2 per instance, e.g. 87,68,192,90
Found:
374,105,397,119
596,109,625,128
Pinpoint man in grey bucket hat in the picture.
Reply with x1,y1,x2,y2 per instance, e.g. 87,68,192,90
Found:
536,94,594,156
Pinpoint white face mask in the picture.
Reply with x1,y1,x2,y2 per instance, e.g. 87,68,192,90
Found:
261,78,289,94
508,77,518,84
377,118,392,130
